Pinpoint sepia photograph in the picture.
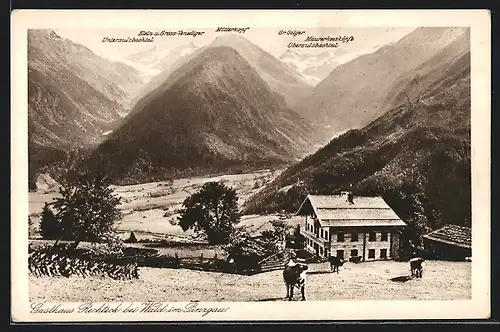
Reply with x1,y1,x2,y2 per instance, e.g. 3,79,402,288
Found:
11,10,490,322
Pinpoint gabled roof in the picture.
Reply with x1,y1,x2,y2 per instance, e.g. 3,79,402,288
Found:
296,194,406,227
423,224,471,249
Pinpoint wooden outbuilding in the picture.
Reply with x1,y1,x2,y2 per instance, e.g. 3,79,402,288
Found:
422,224,471,260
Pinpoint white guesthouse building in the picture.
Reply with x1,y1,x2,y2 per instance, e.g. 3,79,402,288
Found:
297,192,407,261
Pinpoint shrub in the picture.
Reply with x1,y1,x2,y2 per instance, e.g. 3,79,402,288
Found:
125,231,138,243
39,203,60,240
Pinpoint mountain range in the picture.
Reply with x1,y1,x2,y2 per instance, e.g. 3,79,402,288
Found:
27,29,147,188
294,27,469,139
131,34,314,111
121,42,200,76
278,47,378,85
85,46,315,184
244,29,471,239
28,29,147,149
28,25,472,221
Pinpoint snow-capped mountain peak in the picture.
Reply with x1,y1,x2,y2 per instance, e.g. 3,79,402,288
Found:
119,42,200,77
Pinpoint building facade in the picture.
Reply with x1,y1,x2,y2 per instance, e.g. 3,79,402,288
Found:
297,193,406,262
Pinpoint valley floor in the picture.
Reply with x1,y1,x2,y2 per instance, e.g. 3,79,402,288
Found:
30,260,470,302
29,170,291,240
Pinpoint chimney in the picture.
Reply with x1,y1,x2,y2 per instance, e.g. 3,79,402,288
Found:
341,188,354,204
347,192,354,204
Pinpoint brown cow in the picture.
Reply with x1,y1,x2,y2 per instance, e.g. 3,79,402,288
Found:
410,257,424,278
283,263,309,301
328,255,345,273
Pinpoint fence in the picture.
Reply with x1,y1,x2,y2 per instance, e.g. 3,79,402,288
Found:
258,250,291,272
133,250,289,275
29,250,139,280
28,244,293,280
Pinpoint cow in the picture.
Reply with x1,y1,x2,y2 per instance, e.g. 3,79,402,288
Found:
283,263,309,301
410,257,425,278
465,256,472,262
328,255,345,273
349,256,362,264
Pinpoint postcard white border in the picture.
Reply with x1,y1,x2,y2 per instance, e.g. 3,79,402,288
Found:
11,9,491,322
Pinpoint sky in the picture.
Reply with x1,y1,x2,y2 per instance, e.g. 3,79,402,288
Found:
55,27,417,61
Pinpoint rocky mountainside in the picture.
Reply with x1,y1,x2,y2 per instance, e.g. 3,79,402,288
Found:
86,46,315,184
28,29,146,188
29,30,146,110
278,48,369,85
28,29,148,149
132,34,313,111
295,28,469,139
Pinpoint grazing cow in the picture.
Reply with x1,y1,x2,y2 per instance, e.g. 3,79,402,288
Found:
410,257,425,278
328,255,345,273
349,256,362,264
283,263,309,301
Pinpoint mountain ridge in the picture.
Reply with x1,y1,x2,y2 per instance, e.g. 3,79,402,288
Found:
27,29,147,188
295,27,469,139
130,34,314,112
86,46,315,184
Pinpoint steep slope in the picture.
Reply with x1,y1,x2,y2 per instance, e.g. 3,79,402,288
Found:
87,46,314,184
28,30,147,188
28,29,149,148
28,66,121,148
29,30,146,110
296,27,469,136
244,45,471,238
278,48,370,84
132,34,313,111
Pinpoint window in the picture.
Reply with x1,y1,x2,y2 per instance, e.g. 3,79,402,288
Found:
351,232,359,242
369,232,377,242
351,249,358,257
381,232,388,241
337,232,345,242
368,249,375,259
320,229,324,238
380,249,387,259
320,247,323,255
337,250,344,259
324,230,329,240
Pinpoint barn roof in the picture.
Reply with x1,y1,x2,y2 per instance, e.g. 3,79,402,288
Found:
423,224,471,249
296,194,406,227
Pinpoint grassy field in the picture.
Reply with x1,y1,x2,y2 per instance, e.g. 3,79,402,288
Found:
29,170,285,240
29,260,471,302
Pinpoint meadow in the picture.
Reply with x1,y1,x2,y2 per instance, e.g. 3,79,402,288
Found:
30,260,471,302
